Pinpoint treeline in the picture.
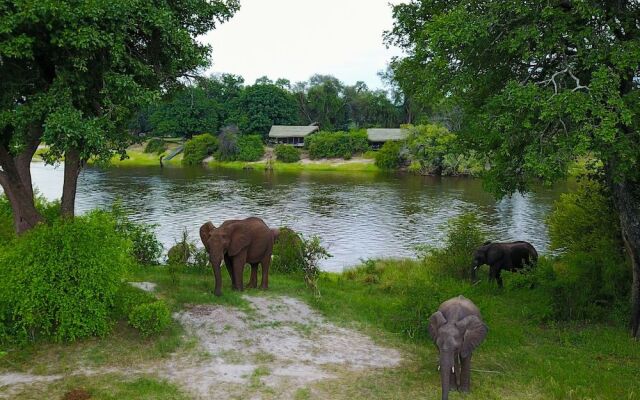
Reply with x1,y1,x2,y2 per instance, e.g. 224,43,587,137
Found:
131,73,427,139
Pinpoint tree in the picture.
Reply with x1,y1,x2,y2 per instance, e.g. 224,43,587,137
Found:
388,1,640,336
0,0,239,231
343,82,400,128
149,86,220,138
295,75,348,131
231,83,298,137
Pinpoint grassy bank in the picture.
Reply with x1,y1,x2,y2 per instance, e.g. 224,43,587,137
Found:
4,259,634,399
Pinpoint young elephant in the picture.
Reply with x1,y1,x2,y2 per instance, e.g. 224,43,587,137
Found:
471,241,538,287
199,217,279,296
429,296,488,400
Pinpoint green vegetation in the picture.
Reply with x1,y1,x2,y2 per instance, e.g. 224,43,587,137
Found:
231,83,299,137
0,211,131,342
305,130,369,159
272,228,306,274
374,141,405,170
388,0,640,336
112,203,164,265
144,138,168,155
0,0,239,232
274,145,301,163
182,134,218,166
236,135,265,161
128,301,172,338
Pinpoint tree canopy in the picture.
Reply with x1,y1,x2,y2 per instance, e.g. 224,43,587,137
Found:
387,0,640,336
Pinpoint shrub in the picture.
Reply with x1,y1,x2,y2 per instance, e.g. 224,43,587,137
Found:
216,126,239,161
535,182,630,321
144,138,167,154
166,229,196,265
274,144,300,163
272,227,305,273
405,124,482,176
128,301,171,338
416,213,487,279
236,135,265,161
113,284,156,319
305,130,369,159
375,141,405,170
0,194,61,244
0,211,131,342
111,202,163,265
182,133,218,165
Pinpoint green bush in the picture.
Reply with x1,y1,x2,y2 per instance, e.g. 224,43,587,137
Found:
274,144,300,163
236,135,265,161
144,138,167,154
532,182,630,321
216,126,239,161
416,213,487,279
128,301,171,338
0,211,131,342
182,133,218,165
112,202,163,265
375,141,405,170
405,124,482,176
113,284,156,319
305,130,369,159
272,227,305,273
0,194,61,244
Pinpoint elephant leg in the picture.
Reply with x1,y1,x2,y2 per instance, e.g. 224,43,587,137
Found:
488,264,498,284
496,268,504,288
232,253,247,292
460,354,472,392
248,263,259,288
260,254,271,290
224,254,236,289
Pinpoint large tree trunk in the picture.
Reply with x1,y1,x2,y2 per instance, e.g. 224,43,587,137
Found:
0,138,43,234
610,178,640,338
61,148,81,217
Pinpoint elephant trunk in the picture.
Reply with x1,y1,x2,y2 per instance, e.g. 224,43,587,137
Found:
439,351,454,400
211,255,223,296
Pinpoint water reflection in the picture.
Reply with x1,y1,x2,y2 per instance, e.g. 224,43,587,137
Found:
14,162,573,271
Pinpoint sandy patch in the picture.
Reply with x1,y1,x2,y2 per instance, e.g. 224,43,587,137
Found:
129,281,157,292
0,295,401,399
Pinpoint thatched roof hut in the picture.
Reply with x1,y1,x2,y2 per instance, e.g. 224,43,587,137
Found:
367,128,408,149
268,125,320,146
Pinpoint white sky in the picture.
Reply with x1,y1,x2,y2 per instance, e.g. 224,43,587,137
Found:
200,0,406,89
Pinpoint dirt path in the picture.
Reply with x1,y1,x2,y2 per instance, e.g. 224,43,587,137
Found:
0,294,402,399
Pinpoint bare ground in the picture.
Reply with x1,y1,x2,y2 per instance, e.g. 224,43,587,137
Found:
0,294,402,399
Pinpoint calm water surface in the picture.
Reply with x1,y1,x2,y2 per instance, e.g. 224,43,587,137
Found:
26,162,571,271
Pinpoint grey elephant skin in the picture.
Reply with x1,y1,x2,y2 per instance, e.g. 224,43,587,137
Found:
429,295,488,400
471,241,538,287
200,217,279,296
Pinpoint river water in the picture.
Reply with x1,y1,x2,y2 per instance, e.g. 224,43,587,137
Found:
24,162,571,271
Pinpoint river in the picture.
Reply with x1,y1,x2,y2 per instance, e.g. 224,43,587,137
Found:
23,162,571,271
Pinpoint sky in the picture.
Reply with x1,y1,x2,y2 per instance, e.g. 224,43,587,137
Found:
200,0,406,89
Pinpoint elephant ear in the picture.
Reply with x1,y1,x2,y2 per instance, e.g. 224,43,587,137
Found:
228,231,251,256
199,222,215,251
457,315,488,358
428,311,447,344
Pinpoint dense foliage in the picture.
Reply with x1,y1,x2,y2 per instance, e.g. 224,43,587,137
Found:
0,211,131,342
128,301,172,338
216,126,239,161
235,135,265,162
149,87,220,138
405,124,476,175
112,203,163,265
305,130,369,159
374,141,405,170
182,134,218,165
231,84,298,137
274,145,301,163
144,138,167,155
272,228,306,274
388,0,640,335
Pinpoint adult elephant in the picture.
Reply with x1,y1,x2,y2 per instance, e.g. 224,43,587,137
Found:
199,217,279,296
429,295,488,400
471,241,538,287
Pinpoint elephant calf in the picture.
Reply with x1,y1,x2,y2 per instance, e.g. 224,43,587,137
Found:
471,240,538,287
200,217,279,296
429,295,488,400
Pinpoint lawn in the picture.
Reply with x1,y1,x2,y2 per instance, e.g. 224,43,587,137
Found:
2,260,636,399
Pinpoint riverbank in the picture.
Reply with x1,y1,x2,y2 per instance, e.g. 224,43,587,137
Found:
1,259,634,399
